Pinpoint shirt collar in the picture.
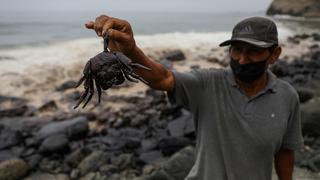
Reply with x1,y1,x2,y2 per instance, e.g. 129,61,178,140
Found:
226,67,277,93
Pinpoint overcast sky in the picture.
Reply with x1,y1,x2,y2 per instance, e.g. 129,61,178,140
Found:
1,0,273,13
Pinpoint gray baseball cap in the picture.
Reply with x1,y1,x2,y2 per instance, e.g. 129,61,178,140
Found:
219,16,278,48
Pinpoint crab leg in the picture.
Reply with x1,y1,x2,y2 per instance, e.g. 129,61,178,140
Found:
95,79,102,103
129,63,152,71
123,71,139,83
128,72,149,85
73,78,89,109
82,61,95,108
74,75,85,88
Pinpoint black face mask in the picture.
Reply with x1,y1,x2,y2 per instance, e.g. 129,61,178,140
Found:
230,58,267,83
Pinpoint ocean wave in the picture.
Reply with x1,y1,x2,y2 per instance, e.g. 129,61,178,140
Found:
0,30,295,74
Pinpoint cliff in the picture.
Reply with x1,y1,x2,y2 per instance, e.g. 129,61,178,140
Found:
267,0,320,17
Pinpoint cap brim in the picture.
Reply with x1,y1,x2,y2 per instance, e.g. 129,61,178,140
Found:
219,37,275,48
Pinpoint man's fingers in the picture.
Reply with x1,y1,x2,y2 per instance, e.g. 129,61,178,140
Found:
85,21,94,29
101,21,113,37
108,29,129,43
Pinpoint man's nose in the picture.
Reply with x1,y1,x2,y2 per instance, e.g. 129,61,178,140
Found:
238,52,250,64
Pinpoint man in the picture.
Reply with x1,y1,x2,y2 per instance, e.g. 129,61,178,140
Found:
85,16,304,180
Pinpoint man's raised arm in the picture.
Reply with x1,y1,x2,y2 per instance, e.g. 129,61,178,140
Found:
85,15,175,91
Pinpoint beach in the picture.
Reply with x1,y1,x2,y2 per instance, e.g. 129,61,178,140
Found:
0,11,320,179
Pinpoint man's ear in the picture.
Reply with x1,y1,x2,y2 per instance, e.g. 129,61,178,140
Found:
269,46,282,64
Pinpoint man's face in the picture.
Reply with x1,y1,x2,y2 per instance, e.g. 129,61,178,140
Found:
229,42,275,65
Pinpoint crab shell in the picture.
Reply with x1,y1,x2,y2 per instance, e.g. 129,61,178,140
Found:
83,51,131,90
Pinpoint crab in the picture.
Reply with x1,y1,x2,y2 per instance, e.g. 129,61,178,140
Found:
73,36,151,109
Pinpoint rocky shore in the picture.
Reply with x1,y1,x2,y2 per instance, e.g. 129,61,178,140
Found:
267,0,320,17
0,33,320,180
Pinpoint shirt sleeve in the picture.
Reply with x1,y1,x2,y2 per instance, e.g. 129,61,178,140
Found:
167,69,215,111
281,92,304,150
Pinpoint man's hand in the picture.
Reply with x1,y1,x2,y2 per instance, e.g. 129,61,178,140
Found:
84,14,175,91
85,15,137,55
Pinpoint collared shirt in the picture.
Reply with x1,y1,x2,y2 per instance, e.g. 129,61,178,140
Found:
167,68,304,180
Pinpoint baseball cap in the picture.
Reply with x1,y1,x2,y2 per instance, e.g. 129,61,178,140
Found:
219,17,278,48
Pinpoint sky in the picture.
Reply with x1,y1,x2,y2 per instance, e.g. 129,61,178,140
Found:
1,0,273,13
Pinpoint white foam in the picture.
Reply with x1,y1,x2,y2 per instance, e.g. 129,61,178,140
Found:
0,29,295,76
136,32,230,50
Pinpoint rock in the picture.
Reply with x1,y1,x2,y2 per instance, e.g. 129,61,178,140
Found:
301,100,320,136
70,169,80,179
38,158,65,174
296,88,314,103
61,91,81,102
39,134,69,154
147,146,194,180
0,95,28,117
130,114,148,127
139,151,163,164
266,0,320,17
25,154,42,169
299,150,320,172
112,153,135,170
99,164,119,176
162,50,186,61
0,117,53,135
23,172,70,180
78,151,111,176
80,172,96,180
141,138,158,152
38,100,58,112
0,105,29,117
65,148,91,168
36,116,88,141
158,137,193,156
0,159,29,180
0,150,17,162
56,80,77,92
0,124,23,150
168,113,194,137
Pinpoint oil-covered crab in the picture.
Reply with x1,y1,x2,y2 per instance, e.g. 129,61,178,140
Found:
74,36,151,109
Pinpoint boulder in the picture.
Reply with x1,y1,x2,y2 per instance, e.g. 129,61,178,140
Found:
36,116,88,141
23,172,69,180
139,150,163,164
167,113,194,137
65,148,91,168
0,95,28,117
56,80,77,92
39,134,69,154
147,146,194,180
0,124,23,150
158,137,193,156
112,153,135,170
0,159,29,180
78,151,111,176
267,0,320,17
301,100,320,136
38,100,58,112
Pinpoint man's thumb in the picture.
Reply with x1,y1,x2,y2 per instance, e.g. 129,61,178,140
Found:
85,21,94,29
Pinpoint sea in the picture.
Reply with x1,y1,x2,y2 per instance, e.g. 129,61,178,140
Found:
0,10,319,96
